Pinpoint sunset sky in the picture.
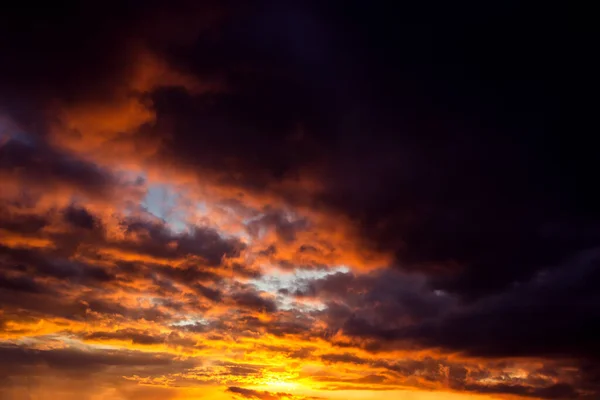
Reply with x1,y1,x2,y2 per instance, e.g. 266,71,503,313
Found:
0,2,598,400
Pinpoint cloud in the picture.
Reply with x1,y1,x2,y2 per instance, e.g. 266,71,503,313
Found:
64,205,100,230
227,386,322,400
0,343,192,375
246,208,309,243
231,290,278,314
84,329,166,345
0,272,53,294
462,382,579,399
328,252,600,363
401,251,600,361
116,216,245,265
0,136,117,199
0,2,598,399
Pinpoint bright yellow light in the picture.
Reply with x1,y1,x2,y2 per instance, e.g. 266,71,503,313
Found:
264,379,299,390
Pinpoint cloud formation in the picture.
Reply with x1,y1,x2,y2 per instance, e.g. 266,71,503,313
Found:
0,2,597,400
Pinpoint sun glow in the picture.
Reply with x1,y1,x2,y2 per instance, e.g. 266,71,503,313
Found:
258,370,302,391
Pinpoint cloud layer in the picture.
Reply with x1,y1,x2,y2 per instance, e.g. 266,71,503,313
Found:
0,2,597,399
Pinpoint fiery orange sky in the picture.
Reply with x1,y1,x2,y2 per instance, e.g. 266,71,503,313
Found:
1,2,598,400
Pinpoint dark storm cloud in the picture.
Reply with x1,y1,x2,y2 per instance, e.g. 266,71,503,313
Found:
321,251,600,367
134,0,600,304
0,0,221,127
0,2,135,101
146,3,600,382
401,251,600,360
0,136,115,196
0,1,598,398
3,0,596,304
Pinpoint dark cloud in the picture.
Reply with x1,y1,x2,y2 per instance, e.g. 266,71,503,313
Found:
0,206,260,333
0,245,114,286
0,343,191,373
402,251,600,361
2,0,596,302
0,280,167,325
128,2,599,307
84,329,166,345
0,2,135,106
298,269,455,333
120,217,244,265
0,343,198,397
0,210,48,234
64,205,99,230
0,1,598,398
157,263,222,285
329,252,600,364
462,383,579,399
0,136,116,197
193,283,223,302
0,0,220,126
231,290,277,314
0,272,52,294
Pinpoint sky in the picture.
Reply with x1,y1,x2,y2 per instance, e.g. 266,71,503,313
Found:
0,2,598,400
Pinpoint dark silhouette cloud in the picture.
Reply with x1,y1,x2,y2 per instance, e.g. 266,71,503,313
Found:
326,252,600,363
0,136,116,197
64,205,99,230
